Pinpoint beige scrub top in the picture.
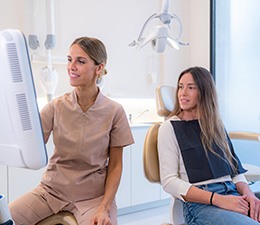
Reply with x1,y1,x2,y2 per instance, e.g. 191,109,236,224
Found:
39,89,134,214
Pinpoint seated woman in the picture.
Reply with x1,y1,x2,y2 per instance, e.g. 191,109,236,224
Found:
158,66,260,225
9,36,134,225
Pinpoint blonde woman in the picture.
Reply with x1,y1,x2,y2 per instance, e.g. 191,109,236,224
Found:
158,66,260,224
9,37,134,225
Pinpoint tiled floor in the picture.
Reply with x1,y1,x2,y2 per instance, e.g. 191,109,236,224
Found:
118,205,171,225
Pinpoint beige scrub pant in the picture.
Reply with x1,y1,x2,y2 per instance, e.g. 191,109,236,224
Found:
8,187,117,225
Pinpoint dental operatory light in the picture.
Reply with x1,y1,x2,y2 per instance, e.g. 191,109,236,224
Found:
129,0,188,53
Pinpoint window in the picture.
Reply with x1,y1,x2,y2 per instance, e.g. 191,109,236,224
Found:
211,0,260,191
212,0,260,129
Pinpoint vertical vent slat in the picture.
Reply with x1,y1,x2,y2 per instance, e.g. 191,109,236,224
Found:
16,93,32,131
7,43,23,83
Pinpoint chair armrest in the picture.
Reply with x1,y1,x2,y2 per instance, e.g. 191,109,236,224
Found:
243,163,260,183
228,132,260,142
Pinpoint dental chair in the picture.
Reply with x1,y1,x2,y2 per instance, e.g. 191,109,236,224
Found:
143,85,260,225
36,211,77,225
143,85,184,225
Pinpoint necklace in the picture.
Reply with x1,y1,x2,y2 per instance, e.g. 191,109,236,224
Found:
76,90,98,111
78,101,93,107
77,97,96,111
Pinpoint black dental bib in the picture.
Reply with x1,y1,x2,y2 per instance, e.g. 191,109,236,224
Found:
171,120,247,183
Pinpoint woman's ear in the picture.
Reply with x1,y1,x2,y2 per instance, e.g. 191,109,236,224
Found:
96,63,105,75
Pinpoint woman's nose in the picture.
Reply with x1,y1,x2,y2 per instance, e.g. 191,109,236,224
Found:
68,62,76,71
180,87,188,96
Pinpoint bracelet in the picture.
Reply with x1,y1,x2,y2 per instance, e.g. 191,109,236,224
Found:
210,192,215,205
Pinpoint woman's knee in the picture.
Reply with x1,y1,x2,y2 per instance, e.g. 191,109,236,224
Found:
76,198,118,225
9,191,53,225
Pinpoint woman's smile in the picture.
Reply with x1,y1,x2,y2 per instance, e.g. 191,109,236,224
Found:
69,73,80,79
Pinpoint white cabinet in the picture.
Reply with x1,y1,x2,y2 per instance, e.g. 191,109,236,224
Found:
0,165,8,199
8,167,46,202
116,145,131,208
8,136,54,202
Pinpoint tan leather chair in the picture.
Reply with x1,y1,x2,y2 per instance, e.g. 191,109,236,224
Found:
143,85,184,225
143,85,260,225
143,122,184,225
36,211,77,225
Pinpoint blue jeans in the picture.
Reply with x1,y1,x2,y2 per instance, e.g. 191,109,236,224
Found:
183,181,259,225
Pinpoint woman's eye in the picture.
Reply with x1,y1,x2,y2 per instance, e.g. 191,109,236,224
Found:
78,60,85,64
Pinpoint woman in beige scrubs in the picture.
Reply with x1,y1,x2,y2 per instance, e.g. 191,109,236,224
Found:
9,37,134,225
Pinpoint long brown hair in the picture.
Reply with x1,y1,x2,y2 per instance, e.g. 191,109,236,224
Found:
170,66,236,169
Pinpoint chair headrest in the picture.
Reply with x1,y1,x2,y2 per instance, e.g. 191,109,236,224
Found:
156,85,176,117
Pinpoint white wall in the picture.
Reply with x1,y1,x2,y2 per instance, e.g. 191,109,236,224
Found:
0,0,210,99
190,0,210,68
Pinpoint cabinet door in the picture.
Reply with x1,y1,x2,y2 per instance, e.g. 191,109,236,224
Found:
8,136,54,202
0,165,8,200
8,166,46,202
116,145,131,208
131,126,160,205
